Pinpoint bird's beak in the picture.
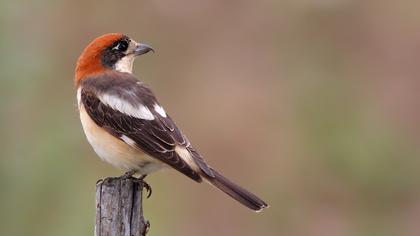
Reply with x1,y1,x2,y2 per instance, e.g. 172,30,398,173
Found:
133,43,155,56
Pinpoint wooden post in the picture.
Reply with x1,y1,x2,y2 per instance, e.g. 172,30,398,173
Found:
95,178,149,236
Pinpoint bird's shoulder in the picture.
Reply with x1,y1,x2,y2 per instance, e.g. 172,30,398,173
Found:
81,71,154,99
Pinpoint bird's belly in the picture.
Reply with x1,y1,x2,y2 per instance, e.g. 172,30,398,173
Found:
79,104,164,175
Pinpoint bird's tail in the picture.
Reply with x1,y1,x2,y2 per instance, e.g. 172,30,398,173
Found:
203,168,269,212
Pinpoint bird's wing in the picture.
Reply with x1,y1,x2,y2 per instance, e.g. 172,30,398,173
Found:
79,71,214,182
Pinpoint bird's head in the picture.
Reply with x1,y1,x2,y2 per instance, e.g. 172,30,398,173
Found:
74,33,154,86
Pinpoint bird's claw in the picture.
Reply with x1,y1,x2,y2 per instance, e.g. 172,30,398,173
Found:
131,175,152,198
143,181,152,198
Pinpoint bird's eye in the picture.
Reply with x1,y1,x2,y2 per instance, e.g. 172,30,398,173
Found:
113,41,129,51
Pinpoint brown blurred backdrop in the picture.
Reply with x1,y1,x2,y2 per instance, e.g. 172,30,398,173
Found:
1,0,420,235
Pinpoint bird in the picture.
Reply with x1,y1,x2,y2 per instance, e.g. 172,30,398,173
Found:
74,33,269,212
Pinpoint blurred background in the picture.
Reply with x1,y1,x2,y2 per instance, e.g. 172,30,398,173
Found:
1,0,420,235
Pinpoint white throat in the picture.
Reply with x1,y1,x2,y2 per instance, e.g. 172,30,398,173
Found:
115,54,135,73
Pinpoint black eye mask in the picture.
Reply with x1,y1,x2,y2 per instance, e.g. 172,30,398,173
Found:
101,36,130,68
113,40,128,51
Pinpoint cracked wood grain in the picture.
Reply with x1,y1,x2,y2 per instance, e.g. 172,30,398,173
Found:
95,178,148,236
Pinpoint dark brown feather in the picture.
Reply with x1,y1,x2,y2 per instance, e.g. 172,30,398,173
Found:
80,72,210,182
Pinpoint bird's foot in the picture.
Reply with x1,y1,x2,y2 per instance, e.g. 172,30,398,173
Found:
132,175,152,198
100,172,152,197
119,170,137,180
99,170,137,184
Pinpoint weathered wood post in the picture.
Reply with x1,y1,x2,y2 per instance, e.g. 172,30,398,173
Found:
95,178,149,236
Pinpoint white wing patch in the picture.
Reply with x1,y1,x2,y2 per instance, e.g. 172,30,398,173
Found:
154,103,167,117
121,135,137,146
99,93,155,120
175,146,199,171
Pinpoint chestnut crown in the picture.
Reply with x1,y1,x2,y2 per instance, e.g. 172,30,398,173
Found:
74,33,153,85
